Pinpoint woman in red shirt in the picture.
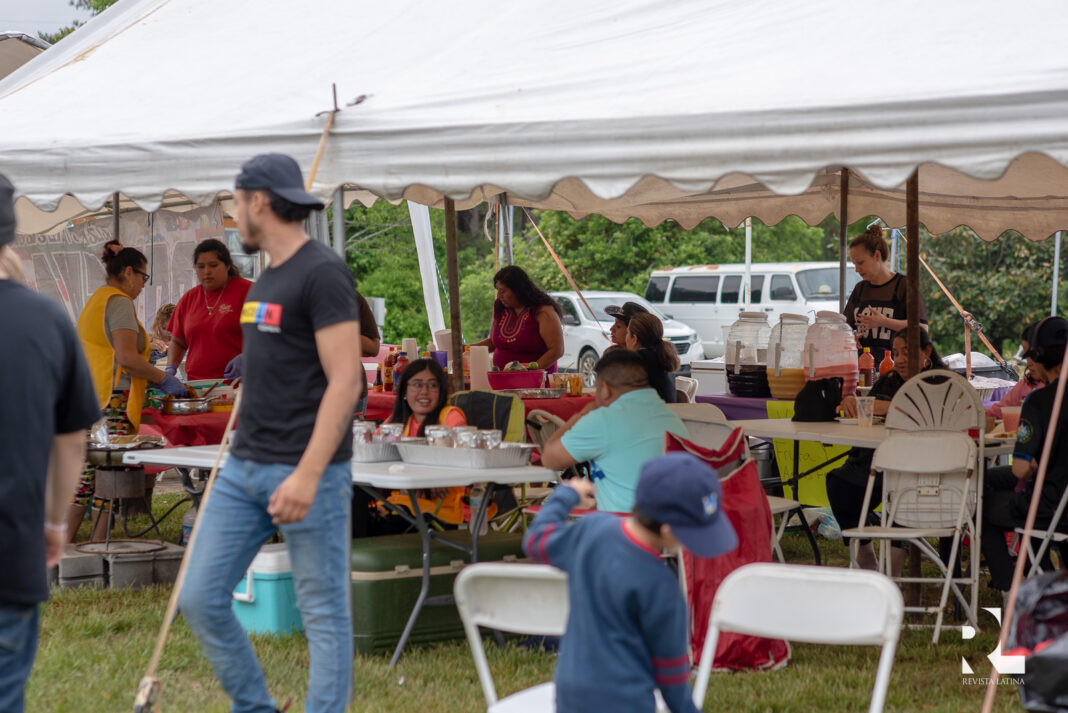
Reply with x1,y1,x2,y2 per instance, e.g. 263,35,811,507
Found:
166,239,253,381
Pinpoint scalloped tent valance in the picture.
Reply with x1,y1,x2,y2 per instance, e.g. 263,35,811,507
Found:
3,0,1068,240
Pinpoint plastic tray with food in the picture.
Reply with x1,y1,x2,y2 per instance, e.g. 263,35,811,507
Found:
394,441,535,469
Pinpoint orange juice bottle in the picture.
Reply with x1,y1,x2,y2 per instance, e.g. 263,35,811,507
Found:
858,347,875,387
878,350,894,377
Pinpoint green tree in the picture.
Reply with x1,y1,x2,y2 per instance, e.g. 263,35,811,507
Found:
510,212,835,296
921,227,1063,359
344,201,496,346
37,0,117,44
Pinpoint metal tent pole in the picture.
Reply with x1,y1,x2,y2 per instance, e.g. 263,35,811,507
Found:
445,198,463,395
744,217,752,310
332,188,345,259
906,171,921,380
1053,231,1062,316
112,192,120,241
839,169,849,312
498,195,514,267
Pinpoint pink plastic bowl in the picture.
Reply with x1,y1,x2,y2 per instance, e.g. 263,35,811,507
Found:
486,370,546,390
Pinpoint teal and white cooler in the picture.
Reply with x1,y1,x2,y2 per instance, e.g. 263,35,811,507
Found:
232,543,303,635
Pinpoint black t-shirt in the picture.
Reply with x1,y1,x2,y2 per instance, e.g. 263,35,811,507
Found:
0,281,100,605
231,240,361,465
843,273,928,364
1013,381,1068,519
636,348,676,404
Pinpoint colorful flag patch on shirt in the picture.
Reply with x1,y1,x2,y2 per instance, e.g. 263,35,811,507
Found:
241,302,283,332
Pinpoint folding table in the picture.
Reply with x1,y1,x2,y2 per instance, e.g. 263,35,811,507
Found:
123,445,550,666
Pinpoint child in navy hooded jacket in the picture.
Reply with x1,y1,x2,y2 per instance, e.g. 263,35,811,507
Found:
523,452,737,713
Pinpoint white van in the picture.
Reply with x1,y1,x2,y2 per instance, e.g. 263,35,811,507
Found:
549,291,703,384
644,262,861,357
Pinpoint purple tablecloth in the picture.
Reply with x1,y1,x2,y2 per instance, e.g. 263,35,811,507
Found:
695,392,786,421
698,386,1013,419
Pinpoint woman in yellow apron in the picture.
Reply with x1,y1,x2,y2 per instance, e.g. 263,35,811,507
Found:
68,240,188,541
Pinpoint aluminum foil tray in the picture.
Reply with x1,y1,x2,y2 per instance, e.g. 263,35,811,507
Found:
395,441,534,469
351,440,401,463
496,387,565,399
87,435,166,451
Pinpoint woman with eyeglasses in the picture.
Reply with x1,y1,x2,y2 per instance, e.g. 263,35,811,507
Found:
353,358,469,536
166,238,253,380
70,240,187,540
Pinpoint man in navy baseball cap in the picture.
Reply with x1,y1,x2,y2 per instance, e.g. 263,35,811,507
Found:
234,153,325,209
634,451,738,557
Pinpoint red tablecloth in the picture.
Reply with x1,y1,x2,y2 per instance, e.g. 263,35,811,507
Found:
140,407,233,447
364,390,593,424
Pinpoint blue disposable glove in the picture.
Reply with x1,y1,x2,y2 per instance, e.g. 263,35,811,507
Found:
164,365,178,378
223,354,244,380
158,374,189,397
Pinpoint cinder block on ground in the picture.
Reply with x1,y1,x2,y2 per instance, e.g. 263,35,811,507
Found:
105,541,186,589
57,543,105,588
152,542,186,585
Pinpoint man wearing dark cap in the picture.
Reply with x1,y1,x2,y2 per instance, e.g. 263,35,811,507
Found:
604,301,649,351
0,174,100,713
981,315,1068,593
178,154,363,713
524,452,736,713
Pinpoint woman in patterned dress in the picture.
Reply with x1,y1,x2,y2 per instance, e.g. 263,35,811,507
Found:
473,265,564,372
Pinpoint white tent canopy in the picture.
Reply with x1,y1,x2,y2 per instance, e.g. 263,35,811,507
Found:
2,0,1068,240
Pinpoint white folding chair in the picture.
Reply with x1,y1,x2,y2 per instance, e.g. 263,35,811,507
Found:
675,375,698,403
841,431,978,643
455,563,569,713
883,368,987,624
1014,483,1068,576
694,563,903,713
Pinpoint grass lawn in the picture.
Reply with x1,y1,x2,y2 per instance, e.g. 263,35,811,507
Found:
29,497,1025,712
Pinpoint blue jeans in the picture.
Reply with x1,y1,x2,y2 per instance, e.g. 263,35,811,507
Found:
179,457,353,713
0,604,39,713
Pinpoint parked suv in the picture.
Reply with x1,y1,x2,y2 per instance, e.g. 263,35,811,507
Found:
644,262,860,357
550,291,703,385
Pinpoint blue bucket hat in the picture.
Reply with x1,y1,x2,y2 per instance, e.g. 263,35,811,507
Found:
634,452,738,558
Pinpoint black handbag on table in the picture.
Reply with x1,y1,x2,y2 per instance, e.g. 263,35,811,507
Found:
792,377,843,422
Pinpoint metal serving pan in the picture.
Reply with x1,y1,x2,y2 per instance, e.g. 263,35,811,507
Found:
495,387,566,399
161,396,216,415
351,440,401,463
394,441,534,469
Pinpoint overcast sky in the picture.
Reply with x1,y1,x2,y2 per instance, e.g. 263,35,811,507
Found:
0,0,93,37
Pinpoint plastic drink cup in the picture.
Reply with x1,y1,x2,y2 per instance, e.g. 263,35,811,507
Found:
569,373,583,396
855,396,876,427
1002,406,1022,433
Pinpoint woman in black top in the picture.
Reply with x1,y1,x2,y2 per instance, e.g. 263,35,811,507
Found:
843,225,928,364
625,312,679,403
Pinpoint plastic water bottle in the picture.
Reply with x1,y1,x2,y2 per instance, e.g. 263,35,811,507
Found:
181,504,197,546
469,486,488,535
